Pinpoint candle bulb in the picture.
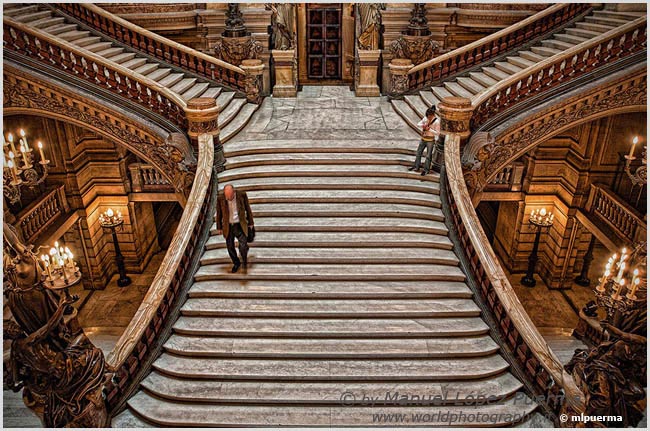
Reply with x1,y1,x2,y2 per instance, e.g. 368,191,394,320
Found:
19,129,29,152
629,136,638,158
37,141,45,161
613,278,625,299
616,262,626,282
7,160,18,182
7,133,17,155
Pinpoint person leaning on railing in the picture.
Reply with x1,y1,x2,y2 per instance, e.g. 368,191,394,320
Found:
409,106,440,176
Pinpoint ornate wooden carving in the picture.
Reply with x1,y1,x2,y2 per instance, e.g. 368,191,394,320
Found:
389,35,439,66
214,36,262,66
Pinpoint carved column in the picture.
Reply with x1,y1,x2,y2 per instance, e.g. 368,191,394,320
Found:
185,98,225,172
355,50,381,97
214,4,263,73
272,49,297,97
388,3,439,66
388,58,413,99
240,59,265,104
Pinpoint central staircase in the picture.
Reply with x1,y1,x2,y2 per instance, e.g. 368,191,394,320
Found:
112,88,537,427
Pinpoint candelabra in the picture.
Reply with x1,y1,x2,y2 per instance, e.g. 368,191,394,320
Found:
40,240,81,313
99,208,131,287
624,136,647,207
3,130,50,205
594,247,646,327
521,207,555,287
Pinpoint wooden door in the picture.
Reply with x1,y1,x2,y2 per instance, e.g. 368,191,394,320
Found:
306,4,342,80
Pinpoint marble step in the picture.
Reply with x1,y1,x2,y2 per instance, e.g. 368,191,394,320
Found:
111,409,152,428
225,152,415,169
518,50,546,62
73,36,102,48
211,216,448,236
174,315,485,339
220,103,259,143
389,99,420,131
592,10,645,21
481,66,511,81
219,177,441,195
219,98,247,130
505,56,535,69
120,57,147,70
146,67,172,81
431,86,454,101
181,82,210,101
158,72,185,88
41,23,77,35
419,90,439,108
96,47,125,58
194,262,467,282
530,46,562,57
553,33,589,44
404,94,429,118
84,41,114,53
200,246,458,266
494,61,523,75
218,164,441,182
584,15,629,27
444,82,474,99
108,51,137,64
153,353,509,380
565,27,602,39
142,370,519,404
12,10,52,22
243,202,444,220
468,71,498,87
29,16,66,29
188,280,473,299
181,297,478,318
57,30,92,43
575,21,614,33
540,38,576,51
241,189,441,208
200,86,222,100
216,91,236,112
456,77,486,95
4,5,40,17
170,77,198,95
127,390,536,427
224,139,419,156
205,231,452,250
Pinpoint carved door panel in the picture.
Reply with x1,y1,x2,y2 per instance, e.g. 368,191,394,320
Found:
306,4,342,80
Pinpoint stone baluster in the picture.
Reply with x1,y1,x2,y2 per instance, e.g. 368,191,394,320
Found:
128,164,144,192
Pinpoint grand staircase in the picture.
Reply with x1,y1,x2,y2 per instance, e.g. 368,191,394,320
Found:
111,87,539,427
3,3,258,143
392,7,646,129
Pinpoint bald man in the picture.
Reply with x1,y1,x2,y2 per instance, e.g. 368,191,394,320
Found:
216,184,255,273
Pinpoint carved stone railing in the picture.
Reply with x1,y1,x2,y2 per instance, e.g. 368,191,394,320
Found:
102,134,214,411
405,3,589,92
443,133,585,421
55,3,251,96
586,183,647,245
15,185,69,244
472,17,647,129
128,163,173,193
484,161,524,192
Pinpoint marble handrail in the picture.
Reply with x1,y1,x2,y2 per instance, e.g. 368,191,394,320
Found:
588,183,646,243
15,185,68,243
443,133,585,417
407,4,588,89
103,134,214,408
471,17,647,127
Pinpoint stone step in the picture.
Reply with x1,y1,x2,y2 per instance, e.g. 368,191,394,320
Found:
153,353,509,380
390,99,420,131
456,77,486,95
240,189,441,208
221,103,259,143
96,47,125,58
83,41,114,53
506,56,535,69
419,90,439,108
431,86,454,101
200,86,222,100
29,16,65,29
127,390,536,427
468,71,498,87
517,50,545,62
494,61,523,75
404,94,429,118
443,82,474,99
158,72,185,88
225,152,415,169
224,139,418,156
200,246,458,266
73,36,102,48
181,297,478,318
216,91,236,112
565,27,602,39
218,164,441,183
574,21,614,33
181,82,210,101
188,280,473,299
584,15,629,27
146,67,172,82
243,202,444,220
120,57,148,70
553,33,589,45
108,51,137,64
540,38,576,51
42,23,77,35
194,262,466,282
211,216,448,235
169,77,198,95
481,66,511,81
133,62,159,76
12,10,52,23
57,30,91,43
142,370,519,404
219,97,246,128
530,46,562,57
4,5,40,17
593,10,645,21
111,409,152,428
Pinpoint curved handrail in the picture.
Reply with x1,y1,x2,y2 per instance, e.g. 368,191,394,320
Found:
471,17,647,128
55,3,247,91
104,133,214,408
406,3,589,90
4,16,190,129
443,133,585,416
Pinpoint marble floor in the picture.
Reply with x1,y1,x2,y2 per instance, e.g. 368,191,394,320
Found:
2,251,165,428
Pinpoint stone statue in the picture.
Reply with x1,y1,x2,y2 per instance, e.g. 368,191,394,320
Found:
265,3,295,50
3,221,110,428
357,3,385,50
565,309,646,427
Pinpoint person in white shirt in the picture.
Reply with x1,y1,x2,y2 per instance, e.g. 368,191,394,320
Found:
409,106,440,176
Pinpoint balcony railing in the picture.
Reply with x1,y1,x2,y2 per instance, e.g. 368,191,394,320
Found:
586,183,647,244
485,161,525,192
128,163,174,193
15,185,69,244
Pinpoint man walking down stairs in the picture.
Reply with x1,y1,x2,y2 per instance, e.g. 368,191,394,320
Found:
113,86,543,427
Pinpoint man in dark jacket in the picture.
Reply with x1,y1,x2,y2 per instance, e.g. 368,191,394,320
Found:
216,184,254,273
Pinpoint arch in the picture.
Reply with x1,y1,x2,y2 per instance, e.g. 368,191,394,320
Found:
463,67,647,201
3,63,196,200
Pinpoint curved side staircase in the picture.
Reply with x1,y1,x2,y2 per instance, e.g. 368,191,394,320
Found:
3,3,258,143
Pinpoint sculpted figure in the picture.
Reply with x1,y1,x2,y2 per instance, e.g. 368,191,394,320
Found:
358,3,385,50
266,3,295,50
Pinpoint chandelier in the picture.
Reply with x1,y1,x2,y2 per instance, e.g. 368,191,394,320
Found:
624,136,647,187
3,129,50,205
40,240,82,289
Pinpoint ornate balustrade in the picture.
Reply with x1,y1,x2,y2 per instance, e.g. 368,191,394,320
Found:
484,161,524,191
15,184,69,244
128,163,173,193
472,17,647,129
103,134,215,411
55,3,249,94
443,133,585,422
586,183,646,244
405,4,589,92
4,17,189,130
